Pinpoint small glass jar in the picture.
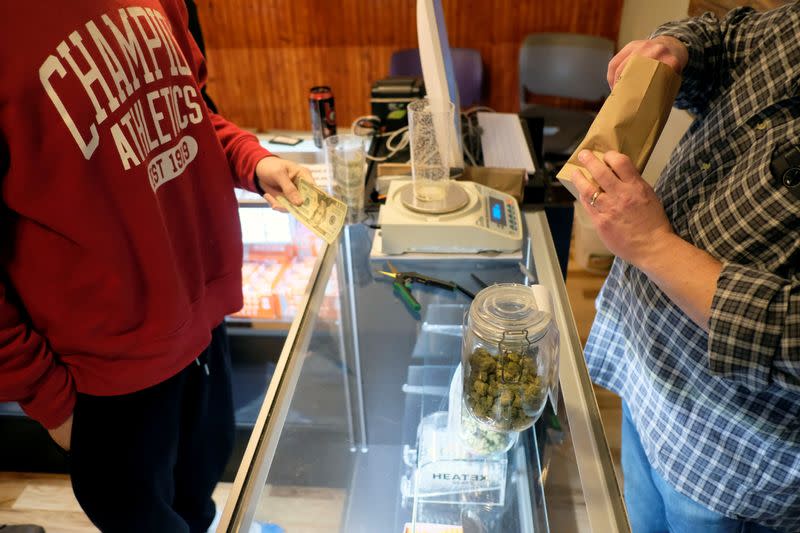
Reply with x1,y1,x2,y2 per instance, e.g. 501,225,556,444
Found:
462,283,558,433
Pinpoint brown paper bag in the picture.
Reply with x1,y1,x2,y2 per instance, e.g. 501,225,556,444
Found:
556,55,681,197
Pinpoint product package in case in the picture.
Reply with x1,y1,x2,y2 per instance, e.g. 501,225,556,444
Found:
401,411,508,507
402,523,463,533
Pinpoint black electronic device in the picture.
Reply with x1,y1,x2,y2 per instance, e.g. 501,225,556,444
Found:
370,76,426,133
770,143,800,201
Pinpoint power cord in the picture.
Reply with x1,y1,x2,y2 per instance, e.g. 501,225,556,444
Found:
351,115,410,162
460,106,495,167
352,105,497,167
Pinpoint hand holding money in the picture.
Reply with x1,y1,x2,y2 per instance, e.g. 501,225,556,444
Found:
277,178,348,244
255,157,308,209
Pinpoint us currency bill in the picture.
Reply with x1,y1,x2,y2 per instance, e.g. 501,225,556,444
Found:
277,179,348,244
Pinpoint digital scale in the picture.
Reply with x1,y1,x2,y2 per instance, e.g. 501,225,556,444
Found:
376,180,523,255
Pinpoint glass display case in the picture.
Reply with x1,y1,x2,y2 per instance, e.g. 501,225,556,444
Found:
217,141,629,532
225,151,335,481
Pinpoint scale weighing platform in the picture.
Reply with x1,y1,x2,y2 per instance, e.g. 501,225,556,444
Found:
374,180,523,256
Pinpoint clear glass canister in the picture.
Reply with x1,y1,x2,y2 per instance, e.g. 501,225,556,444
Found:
462,283,558,433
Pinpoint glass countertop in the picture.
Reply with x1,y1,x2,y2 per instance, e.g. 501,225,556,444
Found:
218,208,628,533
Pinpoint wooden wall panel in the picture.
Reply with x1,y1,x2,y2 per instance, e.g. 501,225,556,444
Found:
195,0,624,131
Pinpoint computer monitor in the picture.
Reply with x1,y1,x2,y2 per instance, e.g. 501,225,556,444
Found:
417,0,464,168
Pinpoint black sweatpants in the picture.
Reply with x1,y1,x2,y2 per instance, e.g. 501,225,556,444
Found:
69,324,235,533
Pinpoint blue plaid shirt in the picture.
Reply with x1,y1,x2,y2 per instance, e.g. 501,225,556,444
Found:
585,5,800,531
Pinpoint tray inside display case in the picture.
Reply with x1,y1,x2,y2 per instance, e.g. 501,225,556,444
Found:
230,206,336,326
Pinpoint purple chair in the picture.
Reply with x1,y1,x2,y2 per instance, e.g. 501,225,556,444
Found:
389,48,484,108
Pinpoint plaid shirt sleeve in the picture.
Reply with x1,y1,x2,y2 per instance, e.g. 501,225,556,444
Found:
651,7,800,393
709,264,800,392
650,7,759,115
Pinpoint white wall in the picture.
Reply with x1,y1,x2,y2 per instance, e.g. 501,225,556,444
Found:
618,0,691,47
618,0,694,184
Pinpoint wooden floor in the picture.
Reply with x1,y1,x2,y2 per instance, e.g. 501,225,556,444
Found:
0,254,621,532
0,475,345,533
0,473,96,533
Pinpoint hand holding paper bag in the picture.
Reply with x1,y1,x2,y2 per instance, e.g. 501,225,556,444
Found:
607,36,688,89
570,149,674,266
557,55,682,197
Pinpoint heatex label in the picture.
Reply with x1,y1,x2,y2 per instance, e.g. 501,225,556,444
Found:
431,473,487,482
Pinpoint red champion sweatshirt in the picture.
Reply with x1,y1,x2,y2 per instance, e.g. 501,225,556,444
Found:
0,1,272,428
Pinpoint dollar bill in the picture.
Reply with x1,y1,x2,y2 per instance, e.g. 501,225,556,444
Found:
277,179,348,244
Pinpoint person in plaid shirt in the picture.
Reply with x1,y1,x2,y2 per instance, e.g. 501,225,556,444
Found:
570,4,800,533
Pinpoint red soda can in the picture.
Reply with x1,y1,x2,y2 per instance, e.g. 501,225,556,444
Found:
309,86,336,148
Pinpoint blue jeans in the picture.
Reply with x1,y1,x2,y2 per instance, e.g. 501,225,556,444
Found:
621,403,781,533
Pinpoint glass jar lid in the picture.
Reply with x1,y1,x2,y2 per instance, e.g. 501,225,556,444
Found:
468,283,551,344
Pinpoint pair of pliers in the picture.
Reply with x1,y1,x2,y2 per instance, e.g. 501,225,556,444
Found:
376,262,475,313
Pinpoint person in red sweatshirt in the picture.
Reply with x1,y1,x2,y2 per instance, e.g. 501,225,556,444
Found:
0,2,308,531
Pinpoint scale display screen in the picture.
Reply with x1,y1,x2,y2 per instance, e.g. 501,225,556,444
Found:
489,197,506,225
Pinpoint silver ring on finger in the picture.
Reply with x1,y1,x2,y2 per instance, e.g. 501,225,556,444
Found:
589,190,603,208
